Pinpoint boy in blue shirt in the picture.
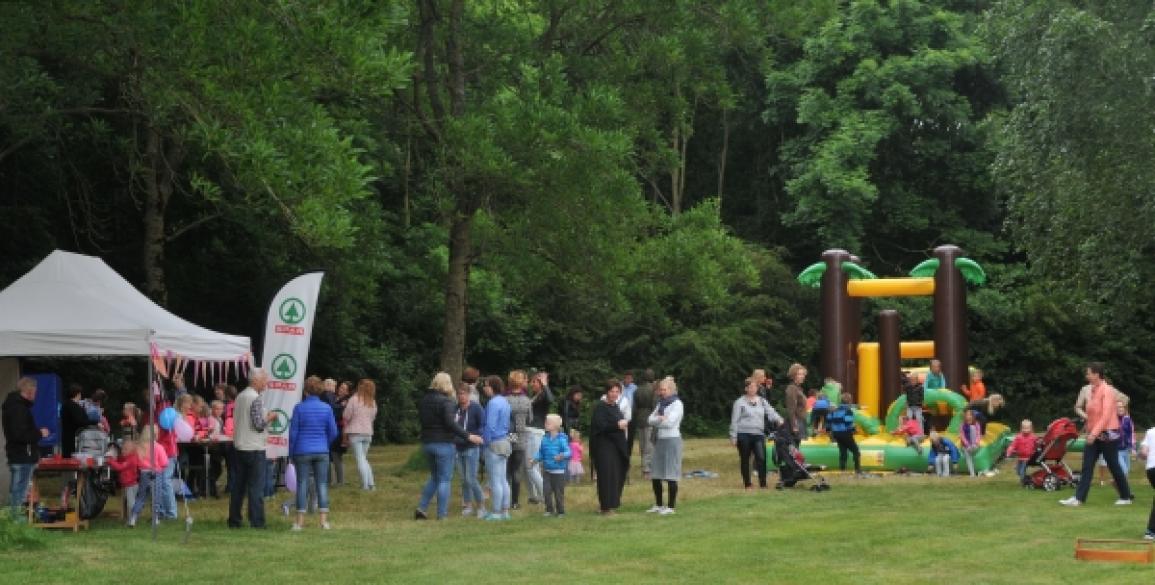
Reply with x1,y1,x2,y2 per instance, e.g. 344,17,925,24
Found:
531,414,571,517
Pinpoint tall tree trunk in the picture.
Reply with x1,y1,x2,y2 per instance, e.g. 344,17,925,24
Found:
717,107,729,202
141,125,184,305
436,0,471,383
440,208,473,382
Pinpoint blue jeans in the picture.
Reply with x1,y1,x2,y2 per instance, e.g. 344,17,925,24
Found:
483,444,511,514
348,434,374,489
229,449,267,528
456,447,483,506
129,470,163,524
293,453,330,513
160,456,177,519
418,442,457,519
8,463,35,519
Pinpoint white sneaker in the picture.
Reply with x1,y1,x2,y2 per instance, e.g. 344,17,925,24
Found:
1115,499,1134,506
658,507,676,516
1059,497,1081,507
462,506,474,517
645,505,664,513
476,508,487,519
290,524,302,531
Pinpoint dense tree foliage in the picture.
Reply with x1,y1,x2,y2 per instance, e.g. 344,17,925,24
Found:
2,0,1153,438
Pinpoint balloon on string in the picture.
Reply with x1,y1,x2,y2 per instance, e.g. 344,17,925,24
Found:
174,418,194,442
284,463,297,493
158,407,178,431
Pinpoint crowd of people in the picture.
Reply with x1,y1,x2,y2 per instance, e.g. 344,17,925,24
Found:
3,359,1154,541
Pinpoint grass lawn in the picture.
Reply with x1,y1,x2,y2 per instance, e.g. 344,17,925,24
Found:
0,439,1151,584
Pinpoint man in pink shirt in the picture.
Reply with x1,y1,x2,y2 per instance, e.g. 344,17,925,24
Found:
1061,362,1134,506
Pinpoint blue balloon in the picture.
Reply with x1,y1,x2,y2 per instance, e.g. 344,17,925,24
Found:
158,407,178,431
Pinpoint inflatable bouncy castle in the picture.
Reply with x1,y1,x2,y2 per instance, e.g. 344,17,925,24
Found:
784,245,1011,472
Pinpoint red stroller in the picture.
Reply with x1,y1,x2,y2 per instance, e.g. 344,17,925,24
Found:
1022,418,1081,491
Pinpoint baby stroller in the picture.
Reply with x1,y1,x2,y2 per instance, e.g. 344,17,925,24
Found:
1023,417,1080,491
770,425,830,492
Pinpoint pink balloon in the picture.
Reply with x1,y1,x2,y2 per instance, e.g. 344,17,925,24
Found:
284,463,297,493
174,418,194,442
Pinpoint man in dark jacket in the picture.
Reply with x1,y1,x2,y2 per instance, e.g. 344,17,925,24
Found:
60,383,92,458
3,377,49,519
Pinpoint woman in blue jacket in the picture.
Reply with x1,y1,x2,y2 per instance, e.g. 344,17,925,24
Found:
289,376,339,531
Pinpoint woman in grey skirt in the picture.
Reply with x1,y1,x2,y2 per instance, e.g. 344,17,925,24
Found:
646,376,683,515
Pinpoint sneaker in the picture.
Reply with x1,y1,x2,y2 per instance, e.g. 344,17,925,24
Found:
1144,531,1155,541
543,512,553,517
658,507,676,516
1115,499,1134,506
556,513,565,518
462,506,474,517
414,509,428,520
476,508,487,519
484,513,504,521
321,522,331,530
1059,497,1081,507
290,524,302,532
510,503,521,510
646,505,664,513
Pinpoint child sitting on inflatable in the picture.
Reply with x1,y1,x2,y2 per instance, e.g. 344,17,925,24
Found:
1005,419,1037,481
894,414,924,455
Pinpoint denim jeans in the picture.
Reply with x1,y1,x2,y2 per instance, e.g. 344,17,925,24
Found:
160,456,178,519
418,442,457,519
130,470,163,524
348,434,374,490
483,445,511,514
293,453,330,513
8,463,35,519
1074,437,1133,503
229,449,267,528
455,447,483,505
524,427,545,500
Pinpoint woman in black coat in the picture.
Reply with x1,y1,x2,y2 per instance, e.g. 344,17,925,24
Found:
590,380,629,515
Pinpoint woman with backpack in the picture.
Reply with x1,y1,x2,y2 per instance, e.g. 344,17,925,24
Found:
729,378,783,490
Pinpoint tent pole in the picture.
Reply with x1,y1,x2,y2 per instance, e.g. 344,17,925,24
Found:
148,336,158,542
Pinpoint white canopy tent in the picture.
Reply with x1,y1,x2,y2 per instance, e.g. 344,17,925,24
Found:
0,250,250,360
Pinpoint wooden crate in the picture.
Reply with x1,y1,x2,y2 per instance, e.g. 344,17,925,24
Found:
1074,539,1154,564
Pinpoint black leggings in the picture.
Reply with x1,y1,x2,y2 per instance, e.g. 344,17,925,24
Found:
832,431,861,472
508,449,525,505
652,479,678,508
736,433,767,487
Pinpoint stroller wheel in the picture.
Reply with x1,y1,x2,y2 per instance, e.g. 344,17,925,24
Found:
1042,474,1059,492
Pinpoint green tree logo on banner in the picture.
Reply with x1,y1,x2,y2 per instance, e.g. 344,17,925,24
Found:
271,353,297,380
268,409,289,435
279,297,306,325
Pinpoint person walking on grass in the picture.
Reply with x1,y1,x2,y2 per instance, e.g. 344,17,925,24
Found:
343,379,378,491
531,414,571,517
647,377,684,516
1061,362,1135,507
288,376,338,531
415,373,482,520
730,377,782,490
